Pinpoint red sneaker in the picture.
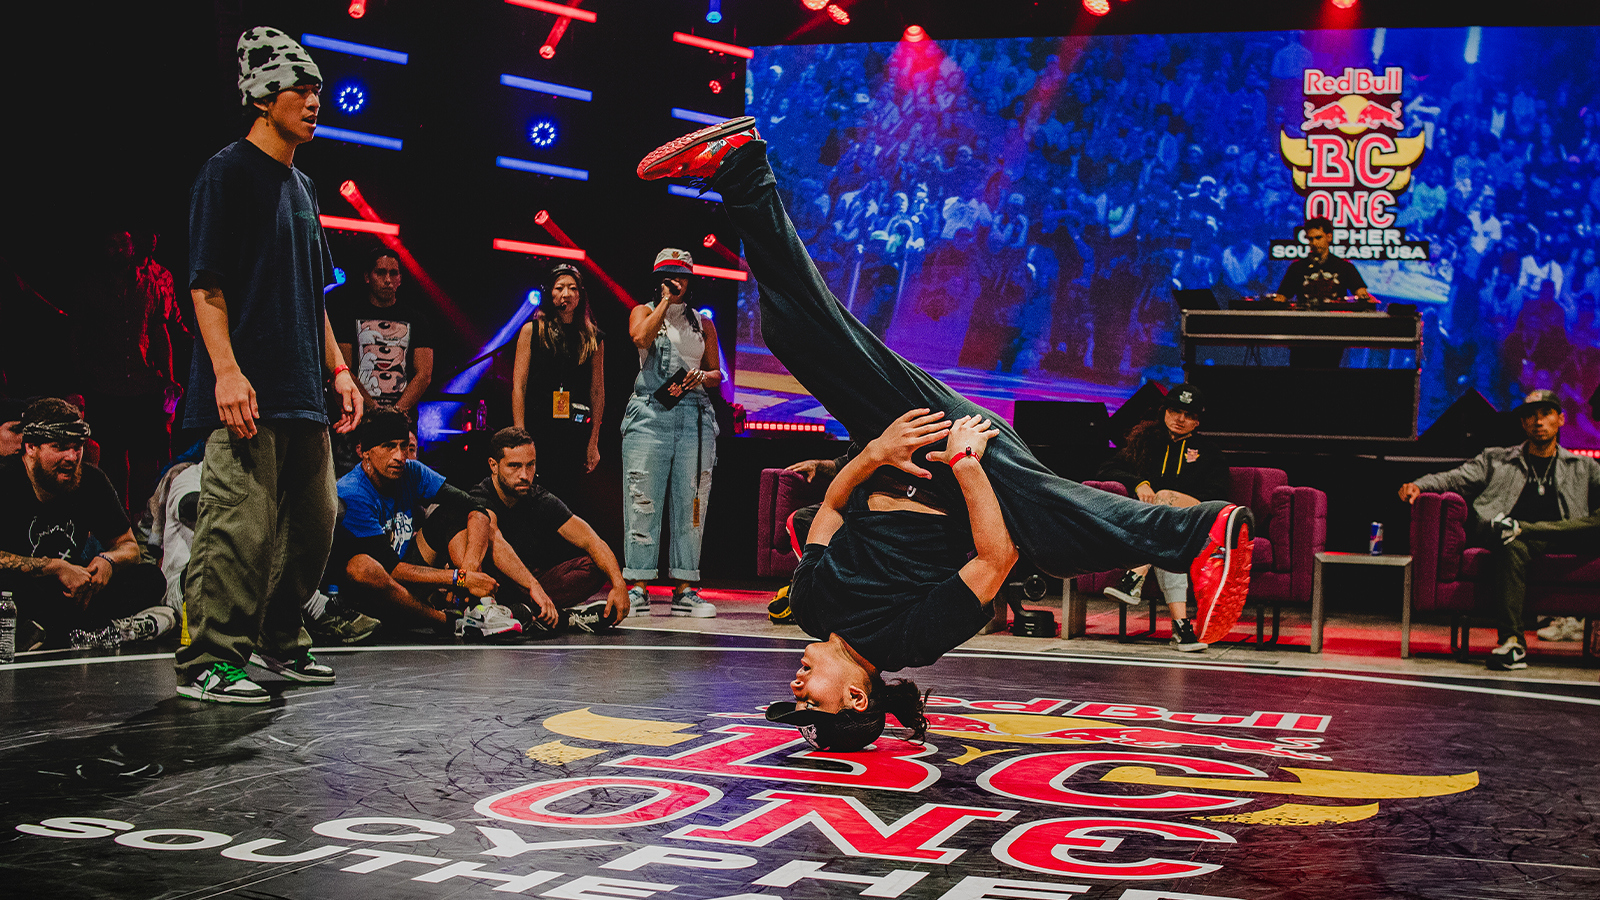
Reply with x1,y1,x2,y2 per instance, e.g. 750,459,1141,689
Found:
1189,504,1254,645
637,116,761,181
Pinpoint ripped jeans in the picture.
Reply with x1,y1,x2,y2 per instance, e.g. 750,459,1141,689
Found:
619,391,717,581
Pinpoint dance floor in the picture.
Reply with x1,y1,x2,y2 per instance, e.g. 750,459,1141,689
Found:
3,619,1598,900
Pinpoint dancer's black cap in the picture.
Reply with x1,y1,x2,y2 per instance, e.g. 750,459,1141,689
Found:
765,702,886,752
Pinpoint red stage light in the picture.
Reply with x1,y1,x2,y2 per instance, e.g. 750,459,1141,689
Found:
505,0,597,23
1331,0,1357,7
539,44,556,59
801,0,828,9
671,31,754,59
904,25,926,42
826,4,849,24
320,215,399,236
534,209,550,225
493,238,587,261
703,234,718,248
348,0,366,19
339,180,358,200
1082,0,1110,15
709,79,722,94
691,263,748,282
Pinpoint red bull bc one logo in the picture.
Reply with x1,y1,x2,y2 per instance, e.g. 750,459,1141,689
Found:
1273,67,1430,262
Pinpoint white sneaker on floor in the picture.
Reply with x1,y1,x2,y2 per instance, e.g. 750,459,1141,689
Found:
110,606,177,642
1536,617,1584,642
628,585,652,617
671,587,717,618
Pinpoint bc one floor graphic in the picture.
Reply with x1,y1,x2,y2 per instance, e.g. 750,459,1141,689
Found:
2,631,1597,900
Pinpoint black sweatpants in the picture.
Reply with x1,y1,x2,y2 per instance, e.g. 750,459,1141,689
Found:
712,142,1221,577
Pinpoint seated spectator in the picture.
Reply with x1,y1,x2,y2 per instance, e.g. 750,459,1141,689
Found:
1398,389,1600,670
0,398,172,649
1097,384,1228,652
471,428,629,633
0,397,23,458
332,409,511,635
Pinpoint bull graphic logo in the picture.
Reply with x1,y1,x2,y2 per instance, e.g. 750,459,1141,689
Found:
28,518,78,561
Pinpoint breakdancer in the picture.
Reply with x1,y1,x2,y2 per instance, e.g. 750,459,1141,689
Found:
637,119,1252,752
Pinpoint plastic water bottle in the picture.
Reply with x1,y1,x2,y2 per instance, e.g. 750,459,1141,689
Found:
326,585,340,612
476,399,489,431
0,591,16,664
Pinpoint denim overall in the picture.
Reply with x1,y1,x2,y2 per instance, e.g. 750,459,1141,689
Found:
619,305,719,581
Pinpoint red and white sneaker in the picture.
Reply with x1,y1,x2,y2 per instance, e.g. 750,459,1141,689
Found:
637,116,761,181
1189,504,1254,645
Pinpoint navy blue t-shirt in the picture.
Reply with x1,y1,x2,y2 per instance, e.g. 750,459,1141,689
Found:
789,491,989,672
185,139,334,430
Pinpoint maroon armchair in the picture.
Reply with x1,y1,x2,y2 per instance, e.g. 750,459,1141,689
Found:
1409,491,1600,659
1064,467,1328,647
756,468,826,578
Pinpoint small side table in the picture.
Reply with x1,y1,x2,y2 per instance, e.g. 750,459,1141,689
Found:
1313,551,1415,657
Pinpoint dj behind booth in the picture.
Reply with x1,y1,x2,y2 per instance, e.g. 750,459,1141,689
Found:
1261,216,1374,369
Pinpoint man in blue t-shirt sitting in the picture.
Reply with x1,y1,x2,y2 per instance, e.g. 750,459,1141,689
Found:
332,409,505,633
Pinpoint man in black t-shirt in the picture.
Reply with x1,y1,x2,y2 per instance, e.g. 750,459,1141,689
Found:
330,247,434,415
1398,389,1600,670
472,427,629,630
0,399,169,648
1267,217,1374,308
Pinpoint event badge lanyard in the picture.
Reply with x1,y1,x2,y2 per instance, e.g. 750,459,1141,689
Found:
552,325,571,419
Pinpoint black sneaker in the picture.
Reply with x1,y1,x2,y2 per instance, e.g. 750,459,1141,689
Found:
308,607,381,645
1105,569,1146,606
1486,636,1528,670
177,662,270,704
1171,618,1208,652
563,599,614,634
768,585,798,624
249,651,336,684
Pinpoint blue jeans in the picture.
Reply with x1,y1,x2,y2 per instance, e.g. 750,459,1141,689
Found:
619,392,716,581
711,142,1222,576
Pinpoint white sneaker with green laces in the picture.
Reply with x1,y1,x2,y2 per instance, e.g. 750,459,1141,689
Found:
249,650,336,683
178,662,270,704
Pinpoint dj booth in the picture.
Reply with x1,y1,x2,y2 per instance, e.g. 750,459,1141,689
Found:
1180,307,1423,440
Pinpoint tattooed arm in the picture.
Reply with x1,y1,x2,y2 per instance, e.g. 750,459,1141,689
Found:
0,550,57,578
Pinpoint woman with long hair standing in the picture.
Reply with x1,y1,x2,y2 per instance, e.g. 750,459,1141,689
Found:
512,264,605,494
619,248,721,619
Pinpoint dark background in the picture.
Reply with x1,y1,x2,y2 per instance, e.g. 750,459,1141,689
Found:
4,1,1596,582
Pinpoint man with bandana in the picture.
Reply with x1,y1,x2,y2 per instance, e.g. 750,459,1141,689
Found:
1398,389,1600,670
0,399,172,649
174,28,363,703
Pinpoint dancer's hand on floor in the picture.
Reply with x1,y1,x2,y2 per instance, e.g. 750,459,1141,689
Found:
866,409,951,480
927,414,1000,466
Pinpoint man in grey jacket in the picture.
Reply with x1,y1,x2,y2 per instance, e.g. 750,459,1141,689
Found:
1399,389,1600,670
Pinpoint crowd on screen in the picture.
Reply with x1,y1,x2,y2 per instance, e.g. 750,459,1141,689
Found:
743,29,1600,442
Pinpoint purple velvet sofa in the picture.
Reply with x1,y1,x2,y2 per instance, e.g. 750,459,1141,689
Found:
1410,491,1600,659
755,468,825,579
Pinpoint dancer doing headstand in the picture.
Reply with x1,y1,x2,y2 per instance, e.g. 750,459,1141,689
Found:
637,119,1253,752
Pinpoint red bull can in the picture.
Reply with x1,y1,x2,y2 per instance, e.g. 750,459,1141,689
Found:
1369,522,1384,556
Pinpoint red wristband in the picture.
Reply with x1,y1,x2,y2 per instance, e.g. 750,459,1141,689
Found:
333,364,350,376
950,446,978,465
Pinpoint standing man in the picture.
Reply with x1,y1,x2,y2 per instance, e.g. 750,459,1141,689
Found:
1266,217,1374,308
330,246,434,416
174,28,362,703
1398,389,1600,670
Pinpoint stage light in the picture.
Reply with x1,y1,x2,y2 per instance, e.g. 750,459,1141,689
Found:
672,107,724,125
1464,26,1481,64
301,34,409,65
534,210,550,225
334,83,366,115
505,0,597,23
709,79,723,94
904,25,926,42
1331,0,1356,7
705,0,722,23
826,5,849,24
527,118,559,147
526,289,542,308
691,263,747,281
497,156,589,181
703,234,717,247
348,0,366,19
540,44,556,59
500,74,592,102
320,215,400,236
801,0,828,9
339,180,359,200
333,267,347,285
669,184,723,203
698,307,715,320
672,32,754,59
316,125,404,151
493,238,587,261
1082,0,1110,15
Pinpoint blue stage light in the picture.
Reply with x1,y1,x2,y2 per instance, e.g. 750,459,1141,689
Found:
528,119,559,148
333,267,347,285
497,156,589,181
301,34,409,65
706,0,722,23
335,82,366,114
527,289,542,308
316,125,404,151
698,306,715,321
